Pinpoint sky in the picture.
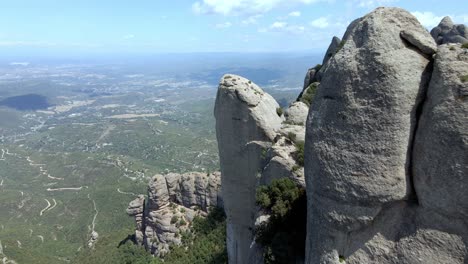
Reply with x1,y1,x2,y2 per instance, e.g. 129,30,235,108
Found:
0,0,466,56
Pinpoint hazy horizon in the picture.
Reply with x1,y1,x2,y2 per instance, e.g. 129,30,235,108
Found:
1,0,466,57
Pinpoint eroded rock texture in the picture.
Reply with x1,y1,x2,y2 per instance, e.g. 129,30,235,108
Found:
215,74,308,263
305,7,467,264
431,16,468,45
215,74,283,263
127,172,222,257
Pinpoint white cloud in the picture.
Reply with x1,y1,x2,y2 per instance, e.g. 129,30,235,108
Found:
411,11,444,29
271,21,287,29
310,17,329,28
123,34,135,40
242,14,262,25
356,0,399,8
288,11,301,17
264,21,305,34
215,22,233,29
192,0,325,16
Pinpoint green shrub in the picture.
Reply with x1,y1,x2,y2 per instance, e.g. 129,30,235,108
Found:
286,132,296,143
462,43,468,49
293,141,305,166
449,46,456,51
255,178,307,263
171,215,178,224
313,64,322,72
158,207,227,264
300,83,318,106
337,40,346,52
178,219,186,226
292,165,300,172
276,107,283,116
460,74,468,83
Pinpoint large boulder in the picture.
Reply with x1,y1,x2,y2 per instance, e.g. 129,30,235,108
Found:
284,101,309,125
214,74,283,264
305,7,438,263
431,16,468,45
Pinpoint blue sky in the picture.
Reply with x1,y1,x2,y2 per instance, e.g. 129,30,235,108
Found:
0,0,466,55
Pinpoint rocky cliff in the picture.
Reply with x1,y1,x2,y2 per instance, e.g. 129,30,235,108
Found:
214,7,467,264
127,171,222,257
305,7,467,264
215,74,308,263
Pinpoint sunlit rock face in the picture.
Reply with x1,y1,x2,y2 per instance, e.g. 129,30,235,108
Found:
304,7,467,264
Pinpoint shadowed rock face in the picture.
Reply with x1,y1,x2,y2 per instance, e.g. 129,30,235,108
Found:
431,16,468,44
305,7,467,264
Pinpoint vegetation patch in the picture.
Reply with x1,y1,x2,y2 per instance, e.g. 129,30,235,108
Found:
337,40,346,52
276,107,283,117
313,64,322,72
293,141,305,166
157,207,227,264
300,83,318,106
286,132,297,143
461,43,468,49
460,74,468,83
255,178,307,264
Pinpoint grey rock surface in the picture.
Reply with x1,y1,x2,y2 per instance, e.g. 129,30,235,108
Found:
284,101,308,125
127,172,222,257
215,73,310,263
413,44,468,219
215,74,283,264
322,36,341,66
303,68,317,90
303,7,458,263
431,16,468,44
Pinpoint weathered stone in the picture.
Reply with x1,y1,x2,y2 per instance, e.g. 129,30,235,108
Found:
303,68,317,90
147,174,170,210
431,16,468,45
127,172,222,257
215,74,283,264
413,44,468,218
305,7,437,263
322,36,341,66
284,101,308,125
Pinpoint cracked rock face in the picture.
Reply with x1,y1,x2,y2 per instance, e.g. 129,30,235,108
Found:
126,172,222,257
304,7,455,263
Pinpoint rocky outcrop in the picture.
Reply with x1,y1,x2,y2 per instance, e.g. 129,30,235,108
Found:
126,195,145,244
303,68,318,90
127,171,222,257
322,36,341,66
431,16,468,44
304,7,467,264
215,74,283,264
215,74,308,263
